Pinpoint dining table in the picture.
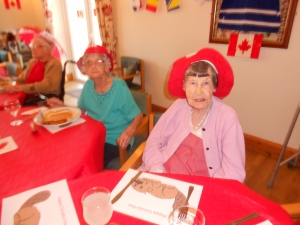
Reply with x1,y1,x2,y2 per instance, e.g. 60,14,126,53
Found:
0,91,26,110
68,170,294,225
0,106,106,216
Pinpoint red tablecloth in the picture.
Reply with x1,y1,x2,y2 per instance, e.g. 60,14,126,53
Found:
0,92,26,110
68,171,294,225
0,106,106,215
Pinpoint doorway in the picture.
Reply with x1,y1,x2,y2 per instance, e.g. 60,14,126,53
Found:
63,0,102,81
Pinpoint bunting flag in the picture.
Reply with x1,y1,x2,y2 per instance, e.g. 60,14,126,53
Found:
227,33,263,59
146,0,159,12
4,0,21,9
165,0,180,12
131,0,142,11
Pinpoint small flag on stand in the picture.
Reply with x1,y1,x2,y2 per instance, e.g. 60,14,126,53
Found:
227,33,263,59
131,0,142,11
146,0,159,12
165,0,180,12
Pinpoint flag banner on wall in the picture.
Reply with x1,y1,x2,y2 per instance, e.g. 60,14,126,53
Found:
218,0,281,33
146,0,159,12
165,0,180,12
4,0,21,9
227,33,263,59
131,0,142,11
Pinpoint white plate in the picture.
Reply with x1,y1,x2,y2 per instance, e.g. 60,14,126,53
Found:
34,107,81,128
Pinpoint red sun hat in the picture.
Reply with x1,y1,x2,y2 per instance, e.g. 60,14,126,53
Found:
76,45,114,74
168,48,234,99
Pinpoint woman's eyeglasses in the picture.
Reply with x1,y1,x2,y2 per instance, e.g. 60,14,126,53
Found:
32,44,45,49
85,59,104,68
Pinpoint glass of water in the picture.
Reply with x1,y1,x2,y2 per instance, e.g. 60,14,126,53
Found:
4,99,21,126
81,187,113,225
168,205,205,225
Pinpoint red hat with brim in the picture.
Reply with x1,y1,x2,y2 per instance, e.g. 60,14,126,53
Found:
168,48,234,99
76,45,114,74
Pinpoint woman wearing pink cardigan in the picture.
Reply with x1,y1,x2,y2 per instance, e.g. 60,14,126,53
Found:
140,48,246,182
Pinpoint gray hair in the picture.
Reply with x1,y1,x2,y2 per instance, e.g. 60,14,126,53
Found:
184,61,218,88
80,53,112,74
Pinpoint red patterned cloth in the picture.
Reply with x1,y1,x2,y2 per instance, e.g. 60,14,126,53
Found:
164,133,210,176
68,170,293,225
0,92,26,109
0,106,106,217
67,171,294,225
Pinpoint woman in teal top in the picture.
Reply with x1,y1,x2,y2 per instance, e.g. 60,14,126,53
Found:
48,45,143,168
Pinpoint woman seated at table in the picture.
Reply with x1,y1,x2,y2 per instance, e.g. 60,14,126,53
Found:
4,34,62,106
47,45,143,168
139,48,246,182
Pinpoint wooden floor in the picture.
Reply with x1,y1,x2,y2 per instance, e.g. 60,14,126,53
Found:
64,80,300,206
244,149,300,205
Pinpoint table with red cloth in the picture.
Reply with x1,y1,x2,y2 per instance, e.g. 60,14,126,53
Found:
0,92,26,110
0,106,106,215
68,170,294,225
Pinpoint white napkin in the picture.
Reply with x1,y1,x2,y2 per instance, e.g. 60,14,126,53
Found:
256,220,273,225
0,136,18,155
43,117,86,134
21,106,48,115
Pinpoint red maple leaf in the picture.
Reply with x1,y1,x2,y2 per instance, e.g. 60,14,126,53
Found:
238,39,251,54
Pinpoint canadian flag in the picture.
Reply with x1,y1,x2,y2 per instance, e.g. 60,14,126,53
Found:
4,0,21,9
131,0,142,11
227,33,263,59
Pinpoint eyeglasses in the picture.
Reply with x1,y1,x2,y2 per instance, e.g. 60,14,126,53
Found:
85,59,104,68
32,44,45,49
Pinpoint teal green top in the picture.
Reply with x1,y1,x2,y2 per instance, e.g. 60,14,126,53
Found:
78,77,141,146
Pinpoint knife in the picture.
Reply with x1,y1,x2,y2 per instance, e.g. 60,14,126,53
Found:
111,171,143,204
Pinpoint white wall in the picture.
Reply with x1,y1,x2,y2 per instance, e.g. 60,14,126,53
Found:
112,1,300,149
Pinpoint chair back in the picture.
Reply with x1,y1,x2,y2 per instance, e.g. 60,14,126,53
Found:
0,50,8,62
130,90,151,116
121,57,142,72
59,60,76,101
149,112,163,133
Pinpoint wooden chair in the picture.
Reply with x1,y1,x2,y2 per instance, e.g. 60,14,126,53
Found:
281,203,300,222
112,56,145,92
106,91,152,169
0,51,22,79
119,112,163,171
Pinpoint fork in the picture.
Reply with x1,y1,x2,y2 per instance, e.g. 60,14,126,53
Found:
178,186,194,219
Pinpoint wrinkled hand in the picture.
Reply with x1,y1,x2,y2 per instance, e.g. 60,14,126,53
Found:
47,97,64,108
117,127,135,149
4,85,23,93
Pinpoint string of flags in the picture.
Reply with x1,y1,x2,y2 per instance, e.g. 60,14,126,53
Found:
130,0,180,12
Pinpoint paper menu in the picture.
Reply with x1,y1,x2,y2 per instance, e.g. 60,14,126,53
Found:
1,179,80,225
111,169,203,225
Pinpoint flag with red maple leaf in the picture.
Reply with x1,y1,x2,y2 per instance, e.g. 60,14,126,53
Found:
4,0,21,9
227,33,263,59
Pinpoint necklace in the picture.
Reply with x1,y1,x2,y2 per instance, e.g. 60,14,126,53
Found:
191,101,213,131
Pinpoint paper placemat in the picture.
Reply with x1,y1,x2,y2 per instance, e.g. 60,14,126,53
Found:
44,118,86,134
257,220,273,225
111,169,203,225
0,136,18,155
1,179,80,225
21,106,48,115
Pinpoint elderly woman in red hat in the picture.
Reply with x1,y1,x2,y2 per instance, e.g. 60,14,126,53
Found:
140,48,245,182
4,34,62,105
48,45,143,168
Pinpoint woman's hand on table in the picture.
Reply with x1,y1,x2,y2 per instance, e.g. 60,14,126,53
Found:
4,84,23,93
47,97,64,108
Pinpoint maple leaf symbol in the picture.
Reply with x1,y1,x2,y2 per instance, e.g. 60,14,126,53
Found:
238,39,251,54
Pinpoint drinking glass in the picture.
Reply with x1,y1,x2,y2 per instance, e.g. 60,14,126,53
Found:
4,99,21,126
81,187,113,225
168,205,205,225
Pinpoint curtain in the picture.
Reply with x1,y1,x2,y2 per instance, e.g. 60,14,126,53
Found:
41,0,54,34
94,0,117,69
